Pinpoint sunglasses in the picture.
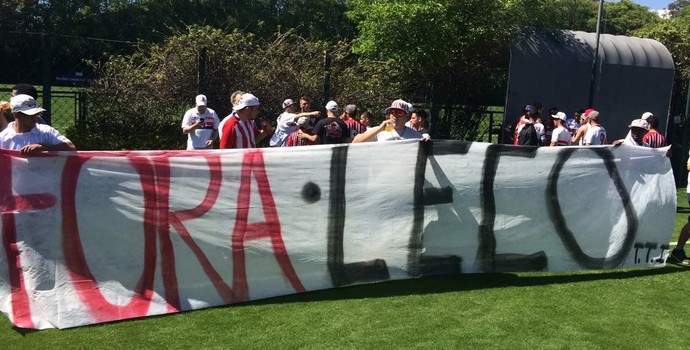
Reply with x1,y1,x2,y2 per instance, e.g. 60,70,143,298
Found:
390,109,406,117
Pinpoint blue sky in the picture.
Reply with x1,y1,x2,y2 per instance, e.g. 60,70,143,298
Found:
611,0,673,9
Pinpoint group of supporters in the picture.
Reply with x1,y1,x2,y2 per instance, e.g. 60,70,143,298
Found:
508,103,666,149
181,91,431,150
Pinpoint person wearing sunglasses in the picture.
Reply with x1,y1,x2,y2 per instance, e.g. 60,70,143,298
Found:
352,99,424,143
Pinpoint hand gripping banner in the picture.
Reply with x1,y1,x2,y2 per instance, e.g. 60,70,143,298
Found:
0,140,676,329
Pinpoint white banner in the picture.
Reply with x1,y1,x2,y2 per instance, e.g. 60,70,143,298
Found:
0,140,676,329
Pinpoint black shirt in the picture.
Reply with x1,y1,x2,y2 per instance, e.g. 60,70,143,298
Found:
312,117,350,144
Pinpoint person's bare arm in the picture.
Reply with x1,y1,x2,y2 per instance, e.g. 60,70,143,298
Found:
298,130,318,142
295,111,320,118
0,103,9,130
255,123,273,144
352,120,391,143
20,141,76,154
182,120,203,134
571,125,586,144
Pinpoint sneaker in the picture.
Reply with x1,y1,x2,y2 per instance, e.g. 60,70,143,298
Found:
668,249,690,265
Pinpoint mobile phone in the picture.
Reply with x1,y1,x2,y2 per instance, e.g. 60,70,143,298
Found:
199,118,205,124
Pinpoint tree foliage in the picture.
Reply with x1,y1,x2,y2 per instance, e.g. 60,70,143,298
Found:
602,0,660,35
68,26,403,150
635,6,690,80
4,0,690,147
347,0,517,138
669,0,690,17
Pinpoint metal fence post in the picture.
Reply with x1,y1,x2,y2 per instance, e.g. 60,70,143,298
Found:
198,47,207,94
42,33,52,125
322,51,330,105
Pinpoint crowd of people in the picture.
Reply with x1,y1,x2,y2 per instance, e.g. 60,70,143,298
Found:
508,103,667,149
3,86,690,267
0,87,673,154
181,92,432,149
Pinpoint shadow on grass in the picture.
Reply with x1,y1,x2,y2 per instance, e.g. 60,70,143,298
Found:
12,266,687,334
243,265,690,307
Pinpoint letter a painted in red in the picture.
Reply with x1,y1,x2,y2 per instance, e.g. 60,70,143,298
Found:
231,150,305,301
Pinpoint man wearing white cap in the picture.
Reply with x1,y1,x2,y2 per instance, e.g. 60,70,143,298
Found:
641,114,666,148
0,94,75,154
218,90,244,141
181,94,219,149
269,99,320,147
299,101,350,144
220,93,272,148
352,99,423,142
613,119,650,147
549,112,571,146
286,116,313,147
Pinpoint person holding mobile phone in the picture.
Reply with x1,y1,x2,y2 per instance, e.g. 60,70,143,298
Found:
181,94,219,149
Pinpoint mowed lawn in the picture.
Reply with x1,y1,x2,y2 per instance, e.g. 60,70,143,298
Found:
1,190,688,349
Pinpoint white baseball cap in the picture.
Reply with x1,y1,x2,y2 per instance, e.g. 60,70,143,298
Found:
326,100,339,112
629,118,649,130
233,93,260,111
10,94,45,115
551,111,567,121
297,116,309,127
282,99,295,109
195,94,207,107
641,112,653,120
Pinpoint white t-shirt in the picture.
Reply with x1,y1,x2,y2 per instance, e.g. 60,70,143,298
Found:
551,126,571,146
269,112,298,147
375,127,423,142
181,107,219,150
584,125,607,145
0,122,71,150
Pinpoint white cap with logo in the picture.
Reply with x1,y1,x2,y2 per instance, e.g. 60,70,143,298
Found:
195,94,207,107
233,93,260,111
326,100,339,112
10,94,45,115
282,99,295,109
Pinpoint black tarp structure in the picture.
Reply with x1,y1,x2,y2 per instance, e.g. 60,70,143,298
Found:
504,29,675,143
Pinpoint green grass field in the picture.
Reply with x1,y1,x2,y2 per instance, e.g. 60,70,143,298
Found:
0,193,687,349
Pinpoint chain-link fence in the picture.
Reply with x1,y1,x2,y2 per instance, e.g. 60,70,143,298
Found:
0,87,85,135
1,30,525,150
1,32,140,136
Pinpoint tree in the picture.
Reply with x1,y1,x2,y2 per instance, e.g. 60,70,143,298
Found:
69,25,403,150
669,0,690,17
348,0,520,139
635,8,690,80
603,0,660,35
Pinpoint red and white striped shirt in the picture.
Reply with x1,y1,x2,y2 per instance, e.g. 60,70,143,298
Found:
642,129,666,149
344,119,367,139
220,115,258,149
285,130,312,146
